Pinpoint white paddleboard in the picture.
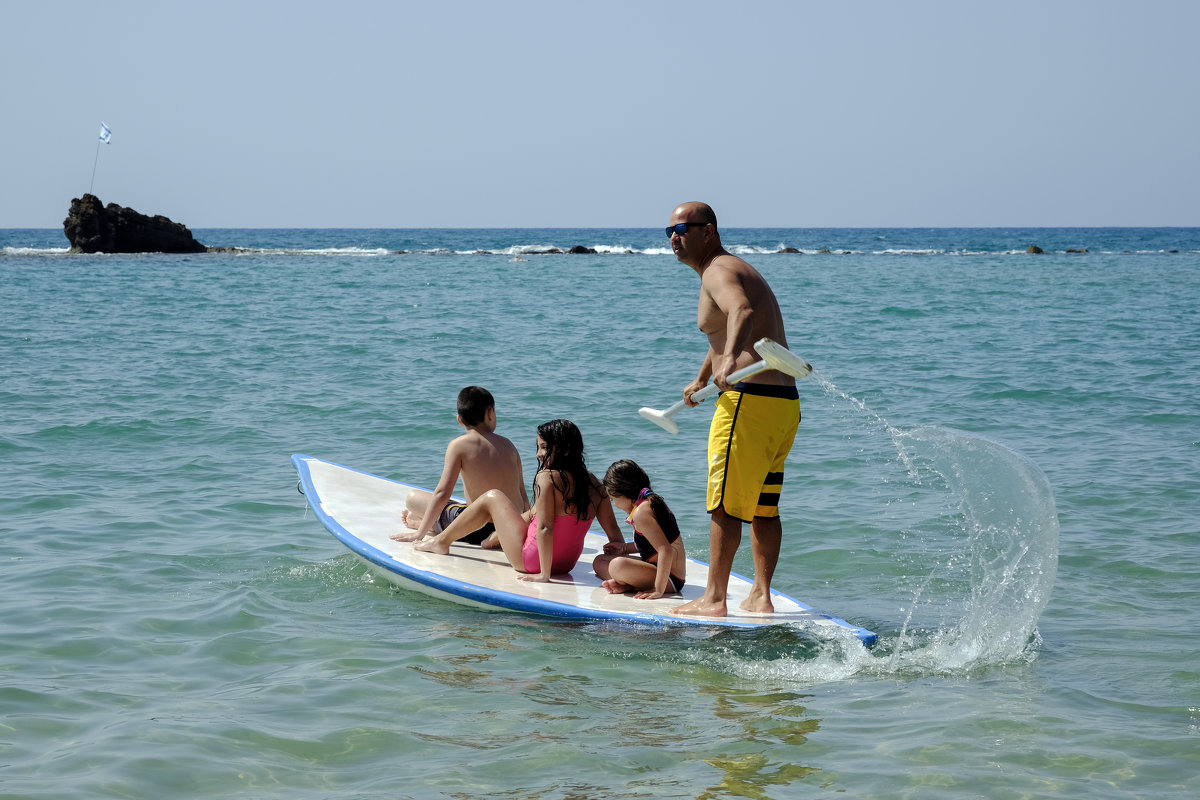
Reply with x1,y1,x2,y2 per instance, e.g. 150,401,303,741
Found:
292,454,876,644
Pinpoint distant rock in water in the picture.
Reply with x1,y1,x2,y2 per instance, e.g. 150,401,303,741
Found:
63,194,207,254
1027,245,1044,254
567,245,597,254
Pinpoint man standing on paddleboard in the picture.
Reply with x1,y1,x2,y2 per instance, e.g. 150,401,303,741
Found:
665,201,801,617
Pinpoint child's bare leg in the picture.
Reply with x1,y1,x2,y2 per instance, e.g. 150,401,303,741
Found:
608,557,659,594
593,554,631,592
415,490,522,557
495,514,532,571
392,490,435,542
592,553,618,580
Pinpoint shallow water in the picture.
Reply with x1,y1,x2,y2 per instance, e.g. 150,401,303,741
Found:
2,228,1198,798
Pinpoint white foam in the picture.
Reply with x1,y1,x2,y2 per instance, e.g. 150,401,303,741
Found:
3,246,71,256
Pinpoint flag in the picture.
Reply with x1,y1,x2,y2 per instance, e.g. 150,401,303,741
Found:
99,122,112,144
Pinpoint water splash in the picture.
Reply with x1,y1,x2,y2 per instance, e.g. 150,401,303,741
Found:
709,376,1059,683
880,425,1059,674
817,371,1059,673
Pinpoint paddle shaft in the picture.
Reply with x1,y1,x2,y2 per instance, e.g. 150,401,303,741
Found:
655,358,774,417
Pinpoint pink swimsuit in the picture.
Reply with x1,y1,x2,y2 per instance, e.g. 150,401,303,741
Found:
521,514,593,575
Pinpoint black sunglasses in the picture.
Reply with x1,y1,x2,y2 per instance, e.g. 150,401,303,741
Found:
665,222,709,238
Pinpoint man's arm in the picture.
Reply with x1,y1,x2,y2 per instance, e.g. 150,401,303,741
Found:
706,263,756,390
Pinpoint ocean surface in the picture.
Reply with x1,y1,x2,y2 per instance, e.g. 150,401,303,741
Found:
2,226,1197,799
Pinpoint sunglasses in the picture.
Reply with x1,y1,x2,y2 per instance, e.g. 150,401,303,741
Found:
665,222,709,238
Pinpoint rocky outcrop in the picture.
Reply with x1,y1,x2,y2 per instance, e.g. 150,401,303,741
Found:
63,194,207,253
1027,245,1044,254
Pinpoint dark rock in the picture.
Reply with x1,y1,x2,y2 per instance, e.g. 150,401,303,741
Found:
1027,245,1044,254
567,245,597,254
63,194,207,253
1066,248,1088,253
817,248,831,254
779,247,800,253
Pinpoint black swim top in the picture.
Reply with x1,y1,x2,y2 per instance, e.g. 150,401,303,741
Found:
629,489,680,562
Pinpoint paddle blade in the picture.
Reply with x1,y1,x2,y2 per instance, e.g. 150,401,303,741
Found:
752,338,813,378
638,407,680,435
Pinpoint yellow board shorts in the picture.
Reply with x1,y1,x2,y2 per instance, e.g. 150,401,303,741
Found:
707,383,801,523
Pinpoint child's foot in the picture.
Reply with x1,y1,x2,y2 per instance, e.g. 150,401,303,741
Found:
390,528,424,542
602,579,634,594
390,510,423,541
413,536,450,555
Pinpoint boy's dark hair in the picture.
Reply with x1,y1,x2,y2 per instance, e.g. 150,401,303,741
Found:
457,386,495,427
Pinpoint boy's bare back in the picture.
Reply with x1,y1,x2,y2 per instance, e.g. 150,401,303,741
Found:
452,428,529,511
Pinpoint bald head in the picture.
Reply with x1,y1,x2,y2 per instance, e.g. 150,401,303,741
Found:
671,202,718,233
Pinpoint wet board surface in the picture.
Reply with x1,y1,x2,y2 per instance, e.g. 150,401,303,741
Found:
292,454,876,644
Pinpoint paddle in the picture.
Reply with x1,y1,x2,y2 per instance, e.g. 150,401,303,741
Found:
638,338,812,434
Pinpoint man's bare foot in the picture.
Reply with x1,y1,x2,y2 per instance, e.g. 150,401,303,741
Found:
669,596,727,617
479,532,501,549
602,579,633,594
412,536,450,555
739,589,775,614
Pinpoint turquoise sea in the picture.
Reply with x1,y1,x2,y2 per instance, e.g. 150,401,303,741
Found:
2,227,1198,798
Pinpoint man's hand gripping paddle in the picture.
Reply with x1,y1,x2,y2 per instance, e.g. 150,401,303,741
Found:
638,338,812,434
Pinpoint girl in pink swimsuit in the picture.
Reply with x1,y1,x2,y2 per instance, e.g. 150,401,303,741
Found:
414,419,623,581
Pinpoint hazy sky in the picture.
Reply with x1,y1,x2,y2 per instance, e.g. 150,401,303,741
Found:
3,1,1197,228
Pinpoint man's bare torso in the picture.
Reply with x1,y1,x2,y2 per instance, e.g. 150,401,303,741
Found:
698,254,792,385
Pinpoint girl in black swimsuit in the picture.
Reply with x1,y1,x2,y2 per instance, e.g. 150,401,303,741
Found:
592,460,686,599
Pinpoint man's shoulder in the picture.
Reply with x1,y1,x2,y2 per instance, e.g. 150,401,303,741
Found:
703,251,754,280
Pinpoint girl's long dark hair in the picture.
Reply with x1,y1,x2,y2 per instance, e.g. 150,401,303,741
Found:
536,419,596,521
603,459,680,540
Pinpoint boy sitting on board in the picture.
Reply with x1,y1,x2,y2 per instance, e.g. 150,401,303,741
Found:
391,386,530,547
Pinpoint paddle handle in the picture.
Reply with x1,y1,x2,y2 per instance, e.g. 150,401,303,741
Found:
657,358,772,417
639,339,813,434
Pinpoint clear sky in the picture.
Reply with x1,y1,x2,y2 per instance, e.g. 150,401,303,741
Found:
3,1,1197,228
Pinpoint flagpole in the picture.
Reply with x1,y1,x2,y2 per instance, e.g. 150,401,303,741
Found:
90,122,111,195
89,138,102,195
